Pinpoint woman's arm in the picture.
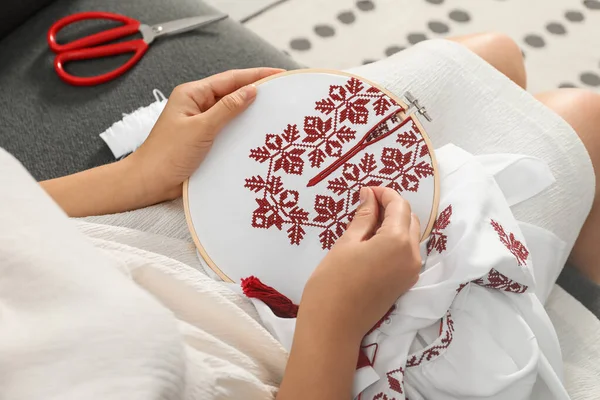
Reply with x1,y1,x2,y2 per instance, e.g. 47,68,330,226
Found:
40,68,284,217
278,311,362,400
40,159,151,217
277,187,422,400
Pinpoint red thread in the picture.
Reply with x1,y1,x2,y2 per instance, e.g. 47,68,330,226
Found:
307,111,406,187
241,276,299,318
427,204,452,255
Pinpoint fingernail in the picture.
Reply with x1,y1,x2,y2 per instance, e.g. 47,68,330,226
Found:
359,187,368,204
240,84,256,100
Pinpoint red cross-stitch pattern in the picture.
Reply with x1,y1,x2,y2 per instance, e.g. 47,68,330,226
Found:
245,77,433,249
371,392,409,400
387,367,406,394
372,394,392,400
472,268,528,293
406,311,454,368
490,219,529,266
427,204,452,255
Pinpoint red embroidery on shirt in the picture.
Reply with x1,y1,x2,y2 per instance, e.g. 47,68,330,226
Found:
406,311,454,367
387,367,406,394
490,219,529,266
456,282,468,293
357,342,380,369
427,205,452,255
244,77,434,250
473,268,528,293
372,394,392,400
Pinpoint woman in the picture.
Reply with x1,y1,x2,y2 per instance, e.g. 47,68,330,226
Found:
2,33,599,399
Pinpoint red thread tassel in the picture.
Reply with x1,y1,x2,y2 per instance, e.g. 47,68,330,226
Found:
241,276,392,371
241,276,299,318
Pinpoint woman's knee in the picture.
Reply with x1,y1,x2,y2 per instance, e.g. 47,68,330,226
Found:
447,32,527,89
536,89,600,172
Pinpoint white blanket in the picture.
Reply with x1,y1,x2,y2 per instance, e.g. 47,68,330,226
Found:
0,148,286,400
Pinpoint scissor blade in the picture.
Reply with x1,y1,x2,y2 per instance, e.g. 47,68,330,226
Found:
152,14,228,37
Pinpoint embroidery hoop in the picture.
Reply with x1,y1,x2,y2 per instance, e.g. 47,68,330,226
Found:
184,69,440,287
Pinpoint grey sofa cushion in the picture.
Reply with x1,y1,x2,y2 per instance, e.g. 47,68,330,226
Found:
0,0,298,180
0,0,56,38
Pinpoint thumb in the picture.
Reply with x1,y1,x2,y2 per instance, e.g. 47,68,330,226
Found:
344,187,379,241
198,84,257,133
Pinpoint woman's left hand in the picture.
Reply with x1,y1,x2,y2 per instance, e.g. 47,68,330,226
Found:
127,67,284,204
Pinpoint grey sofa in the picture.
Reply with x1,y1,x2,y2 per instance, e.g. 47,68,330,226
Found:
0,0,297,180
0,0,597,317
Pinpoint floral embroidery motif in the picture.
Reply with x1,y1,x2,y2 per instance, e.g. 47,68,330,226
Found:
245,77,434,249
490,219,529,266
427,205,452,255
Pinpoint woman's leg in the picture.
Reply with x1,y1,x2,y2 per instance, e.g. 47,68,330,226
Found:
447,33,527,89
446,33,600,282
534,89,600,283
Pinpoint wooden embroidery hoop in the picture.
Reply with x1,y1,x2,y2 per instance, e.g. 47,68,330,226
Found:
183,68,440,283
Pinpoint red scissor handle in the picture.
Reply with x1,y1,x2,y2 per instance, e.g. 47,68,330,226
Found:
48,12,148,86
54,39,149,86
47,11,141,53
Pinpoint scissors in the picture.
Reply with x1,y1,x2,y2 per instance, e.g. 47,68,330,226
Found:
47,12,228,86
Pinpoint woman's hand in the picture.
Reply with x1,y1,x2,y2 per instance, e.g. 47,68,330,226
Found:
302,186,422,340
41,68,283,217
128,67,284,204
277,186,421,400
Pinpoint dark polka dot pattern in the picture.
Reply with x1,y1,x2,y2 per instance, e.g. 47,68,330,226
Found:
565,10,585,22
581,72,600,86
407,33,428,44
524,34,545,48
385,46,405,56
546,22,567,35
277,0,599,93
314,25,335,37
583,0,600,10
449,10,471,22
290,38,311,51
428,21,450,34
356,0,375,11
337,11,356,24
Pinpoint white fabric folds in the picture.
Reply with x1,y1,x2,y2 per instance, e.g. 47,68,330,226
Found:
252,144,569,400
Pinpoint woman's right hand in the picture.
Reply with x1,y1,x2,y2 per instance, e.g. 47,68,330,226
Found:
300,186,422,341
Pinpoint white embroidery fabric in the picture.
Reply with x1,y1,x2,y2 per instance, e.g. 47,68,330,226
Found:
252,144,569,400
